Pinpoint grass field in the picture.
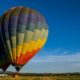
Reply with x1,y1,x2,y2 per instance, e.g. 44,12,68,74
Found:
0,75,80,80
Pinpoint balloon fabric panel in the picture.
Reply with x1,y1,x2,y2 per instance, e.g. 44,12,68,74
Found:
0,6,48,71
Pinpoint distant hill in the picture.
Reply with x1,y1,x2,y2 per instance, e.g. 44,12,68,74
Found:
0,71,80,76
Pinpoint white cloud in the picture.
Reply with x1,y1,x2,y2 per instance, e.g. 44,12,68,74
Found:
21,52,80,73
30,49,80,63
30,52,80,63
6,49,80,73
20,49,80,73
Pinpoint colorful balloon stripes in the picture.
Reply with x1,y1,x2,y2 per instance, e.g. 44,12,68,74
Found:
0,6,48,71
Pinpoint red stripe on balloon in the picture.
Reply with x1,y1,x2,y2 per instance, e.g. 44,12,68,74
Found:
17,48,41,65
23,48,41,64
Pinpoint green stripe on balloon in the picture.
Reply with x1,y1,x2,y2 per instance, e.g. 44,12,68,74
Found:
17,24,27,33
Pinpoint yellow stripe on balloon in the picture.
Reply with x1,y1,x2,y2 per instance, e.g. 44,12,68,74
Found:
21,43,30,54
12,48,16,62
11,37,16,48
16,45,22,57
38,38,47,49
10,36,16,62
31,39,41,51
21,29,48,57
21,31,34,54
6,40,13,62
31,29,44,51
38,29,48,49
16,33,24,57
28,40,36,52
28,29,42,52
32,38,46,52
33,29,48,50
24,30,34,42
17,33,24,45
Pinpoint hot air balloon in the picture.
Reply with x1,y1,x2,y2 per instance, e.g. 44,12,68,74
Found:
0,30,10,71
0,6,48,71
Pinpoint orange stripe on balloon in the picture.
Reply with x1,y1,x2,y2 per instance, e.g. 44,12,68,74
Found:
17,47,41,65
23,48,41,64
18,38,46,65
17,51,30,65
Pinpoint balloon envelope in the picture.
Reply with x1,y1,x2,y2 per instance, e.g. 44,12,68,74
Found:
0,7,48,71
0,31,10,71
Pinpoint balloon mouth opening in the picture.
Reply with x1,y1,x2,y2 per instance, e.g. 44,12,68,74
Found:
15,67,20,71
11,63,23,71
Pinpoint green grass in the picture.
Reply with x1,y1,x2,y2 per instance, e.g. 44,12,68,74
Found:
0,75,80,80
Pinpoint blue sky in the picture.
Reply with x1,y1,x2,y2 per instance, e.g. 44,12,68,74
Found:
0,0,80,73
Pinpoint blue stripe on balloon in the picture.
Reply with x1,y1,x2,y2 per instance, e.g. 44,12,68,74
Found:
18,13,29,25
